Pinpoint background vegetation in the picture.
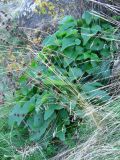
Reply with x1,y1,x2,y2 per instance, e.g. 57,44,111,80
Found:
0,0,120,160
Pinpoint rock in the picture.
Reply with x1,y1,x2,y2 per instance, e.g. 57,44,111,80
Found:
18,0,83,28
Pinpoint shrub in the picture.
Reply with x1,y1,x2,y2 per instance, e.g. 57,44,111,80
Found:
8,11,118,152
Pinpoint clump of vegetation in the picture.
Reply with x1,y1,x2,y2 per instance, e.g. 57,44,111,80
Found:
8,11,118,158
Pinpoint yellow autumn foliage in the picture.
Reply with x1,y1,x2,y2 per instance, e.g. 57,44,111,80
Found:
34,0,55,15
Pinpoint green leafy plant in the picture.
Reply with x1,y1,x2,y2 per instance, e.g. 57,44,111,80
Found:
8,11,118,154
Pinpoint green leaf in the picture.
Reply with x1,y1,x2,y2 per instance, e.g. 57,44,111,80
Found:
82,11,92,25
77,51,98,60
63,46,82,61
91,53,99,60
65,29,78,37
44,76,67,86
61,37,81,51
90,61,98,68
69,67,83,81
91,25,102,34
56,125,66,141
23,101,34,113
75,39,81,45
100,60,111,78
83,51,91,59
100,49,109,57
34,112,44,128
64,57,74,68
59,16,77,30
60,16,75,25
75,46,84,55
44,105,63,120
101,23,112,30
27,112,44,130
90,89,110,102
87,39,104,51
81,28,91,45
44,108,54,121
42,35,59,47
82,62,92,73
36,91,52,112
61,37,75,51
100,44,110,57
9,96,36,126
56,30,67,38
59,109,70,125
64,46,84,68
30,113,56,141
9,104,28,126
56,29,78,39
